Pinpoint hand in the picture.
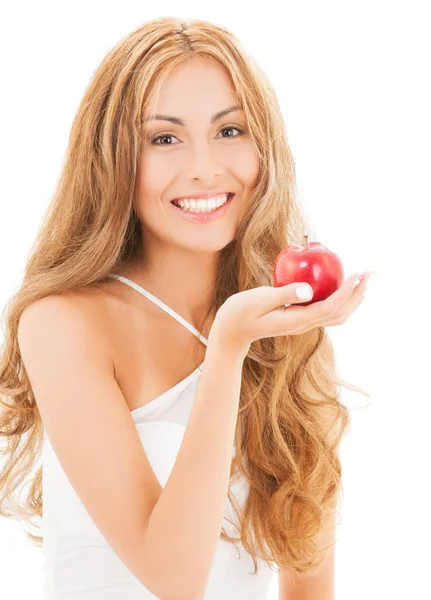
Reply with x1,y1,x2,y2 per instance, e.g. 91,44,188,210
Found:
209,272,371,357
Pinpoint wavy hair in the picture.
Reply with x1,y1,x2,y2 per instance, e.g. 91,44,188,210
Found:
0,16,370,579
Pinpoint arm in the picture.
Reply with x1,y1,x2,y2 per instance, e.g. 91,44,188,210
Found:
18,298,245,600
142,328,246,600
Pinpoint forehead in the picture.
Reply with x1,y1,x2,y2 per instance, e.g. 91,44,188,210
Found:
144,58,241,122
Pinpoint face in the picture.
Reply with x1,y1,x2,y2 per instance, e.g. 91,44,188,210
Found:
134,56,260,254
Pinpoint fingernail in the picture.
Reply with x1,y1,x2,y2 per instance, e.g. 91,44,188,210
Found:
296,284,313,299
353,273,364,288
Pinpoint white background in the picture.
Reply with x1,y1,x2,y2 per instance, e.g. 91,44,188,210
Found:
0,1,429,598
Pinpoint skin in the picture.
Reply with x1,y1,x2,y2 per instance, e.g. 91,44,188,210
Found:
118,55,260,330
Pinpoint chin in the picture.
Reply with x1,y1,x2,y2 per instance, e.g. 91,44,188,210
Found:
175,235,237,254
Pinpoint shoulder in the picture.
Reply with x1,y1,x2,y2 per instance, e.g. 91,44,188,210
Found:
17,285,114,364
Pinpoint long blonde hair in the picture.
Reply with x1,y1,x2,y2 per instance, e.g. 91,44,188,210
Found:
0,17,369,578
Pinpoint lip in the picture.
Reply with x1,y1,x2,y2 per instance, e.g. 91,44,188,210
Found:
171,190,232,202
170,193,235,224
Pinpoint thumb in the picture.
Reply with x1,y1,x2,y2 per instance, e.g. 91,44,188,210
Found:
278,281,314,306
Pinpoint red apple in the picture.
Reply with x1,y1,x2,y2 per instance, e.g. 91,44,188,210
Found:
273,234,344,305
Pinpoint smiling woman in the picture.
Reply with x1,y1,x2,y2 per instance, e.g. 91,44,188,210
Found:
0,15,369,600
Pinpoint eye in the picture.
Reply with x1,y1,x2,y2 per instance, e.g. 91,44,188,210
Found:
151,133,180,146
218,126,245,139
151,125,245,146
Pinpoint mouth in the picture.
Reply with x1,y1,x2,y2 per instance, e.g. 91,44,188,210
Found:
170,192,236,223
170,193,235,213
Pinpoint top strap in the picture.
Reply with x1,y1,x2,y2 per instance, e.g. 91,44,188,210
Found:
108,274,209,346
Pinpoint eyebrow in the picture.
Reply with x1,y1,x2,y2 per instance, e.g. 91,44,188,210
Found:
143,105,242,126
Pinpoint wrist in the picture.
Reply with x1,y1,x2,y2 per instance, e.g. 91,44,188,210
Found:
207,322,250,364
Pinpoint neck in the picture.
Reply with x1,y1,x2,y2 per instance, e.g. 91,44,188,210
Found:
121,248,219,331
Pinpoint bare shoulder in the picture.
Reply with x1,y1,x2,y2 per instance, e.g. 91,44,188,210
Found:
17,284,113,367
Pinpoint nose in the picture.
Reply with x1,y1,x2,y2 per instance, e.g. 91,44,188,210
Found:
186,141,224,180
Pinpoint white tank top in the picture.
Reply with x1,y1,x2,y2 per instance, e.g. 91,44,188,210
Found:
41,274,276,599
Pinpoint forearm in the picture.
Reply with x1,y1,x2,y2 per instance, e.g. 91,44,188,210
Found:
142,332,246,600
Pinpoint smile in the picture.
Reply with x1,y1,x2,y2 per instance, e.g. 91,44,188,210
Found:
172,193,232,213
170,193,235,224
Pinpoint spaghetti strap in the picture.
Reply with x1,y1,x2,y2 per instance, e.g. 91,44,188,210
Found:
108,274,209,347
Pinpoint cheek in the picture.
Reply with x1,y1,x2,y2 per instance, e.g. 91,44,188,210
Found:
230,146,260,185
135,153,175,204
133,163,159,218
137,152,170,186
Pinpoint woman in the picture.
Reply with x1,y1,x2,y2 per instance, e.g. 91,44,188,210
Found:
0,17,370,599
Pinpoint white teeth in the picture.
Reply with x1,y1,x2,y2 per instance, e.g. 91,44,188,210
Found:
174,193,230,213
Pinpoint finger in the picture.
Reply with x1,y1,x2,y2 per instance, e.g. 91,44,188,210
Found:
338,270,370,306
275,272,366,334
326,289,366,326
257,273,354,336
261,272,368,337
325,270,372,321
313,272,367,313
306,272,369,329
283,272,362,316
278,281,316,308
257,281,315,317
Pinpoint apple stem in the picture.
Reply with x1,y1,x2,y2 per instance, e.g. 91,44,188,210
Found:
304,234,309,250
